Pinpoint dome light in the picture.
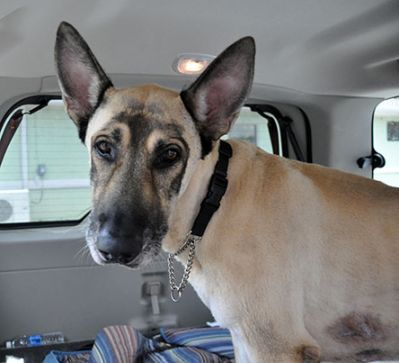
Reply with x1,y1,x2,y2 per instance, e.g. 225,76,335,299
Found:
172,53,215,75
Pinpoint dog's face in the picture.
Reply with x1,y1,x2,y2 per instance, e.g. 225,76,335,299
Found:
54,22,255,267
82,86,202,267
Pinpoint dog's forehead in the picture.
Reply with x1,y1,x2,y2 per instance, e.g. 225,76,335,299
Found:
109,84,180,112
85,84,189,146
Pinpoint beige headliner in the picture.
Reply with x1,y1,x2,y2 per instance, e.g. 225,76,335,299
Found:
0,0,399,98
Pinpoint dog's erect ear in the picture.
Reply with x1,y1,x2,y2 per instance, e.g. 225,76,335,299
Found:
54,22,113,141
181,37,255,141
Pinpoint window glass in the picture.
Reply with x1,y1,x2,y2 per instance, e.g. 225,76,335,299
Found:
0,100,91,224
373,97,399,187
226,107,276,153
0,103,277,225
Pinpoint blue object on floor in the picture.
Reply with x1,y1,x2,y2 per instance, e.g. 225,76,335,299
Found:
44,325,234,362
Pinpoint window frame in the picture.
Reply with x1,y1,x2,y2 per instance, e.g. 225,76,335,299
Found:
371,97,399,184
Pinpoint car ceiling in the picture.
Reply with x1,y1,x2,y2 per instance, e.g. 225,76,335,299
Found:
0,0,399,99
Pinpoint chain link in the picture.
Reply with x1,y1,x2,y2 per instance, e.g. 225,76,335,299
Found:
168,233,201,302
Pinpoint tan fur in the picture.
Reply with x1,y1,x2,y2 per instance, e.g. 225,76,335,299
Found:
163,137,399,362
86,86,187,148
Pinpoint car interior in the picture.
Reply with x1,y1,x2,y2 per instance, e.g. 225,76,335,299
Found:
0,0,399,362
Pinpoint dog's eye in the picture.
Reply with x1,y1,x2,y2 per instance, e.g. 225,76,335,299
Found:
154,145,181,169
94,140,115,161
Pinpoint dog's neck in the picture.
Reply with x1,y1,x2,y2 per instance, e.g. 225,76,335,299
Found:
162,141,221,255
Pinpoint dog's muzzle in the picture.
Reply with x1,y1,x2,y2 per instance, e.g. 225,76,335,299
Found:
87,205,166,267
92,212,145,265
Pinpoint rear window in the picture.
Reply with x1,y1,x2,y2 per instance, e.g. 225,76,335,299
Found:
0,101,278,225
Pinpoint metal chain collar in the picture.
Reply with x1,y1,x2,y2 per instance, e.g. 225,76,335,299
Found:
167,232,202,302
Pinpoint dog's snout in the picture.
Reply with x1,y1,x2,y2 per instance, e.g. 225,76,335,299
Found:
96,223,142,265
98,249,135,264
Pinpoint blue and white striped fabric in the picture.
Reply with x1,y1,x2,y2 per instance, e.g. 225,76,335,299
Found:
160,327,234,360
44,325,234,363
145,346,228,363
88,325,160,363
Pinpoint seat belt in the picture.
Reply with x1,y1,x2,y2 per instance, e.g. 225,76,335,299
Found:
250,105,308,162
280,116,305,162
0,102,48,167
0,110,24,167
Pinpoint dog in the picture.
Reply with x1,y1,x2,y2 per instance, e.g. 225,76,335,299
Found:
54,22,399,362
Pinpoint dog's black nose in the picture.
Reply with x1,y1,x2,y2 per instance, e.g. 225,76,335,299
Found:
96,227,142,265
98,250,136,264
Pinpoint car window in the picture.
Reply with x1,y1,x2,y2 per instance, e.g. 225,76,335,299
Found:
0,100,91,224
373,97,399,187
227,107,275,153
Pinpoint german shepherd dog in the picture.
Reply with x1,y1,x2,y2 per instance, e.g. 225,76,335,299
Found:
55,22,399,362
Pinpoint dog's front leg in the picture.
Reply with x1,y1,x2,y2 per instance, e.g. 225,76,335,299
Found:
230,326,321,363
229,329,252,363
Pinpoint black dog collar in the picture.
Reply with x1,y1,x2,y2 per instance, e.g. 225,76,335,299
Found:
191,140,233,237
